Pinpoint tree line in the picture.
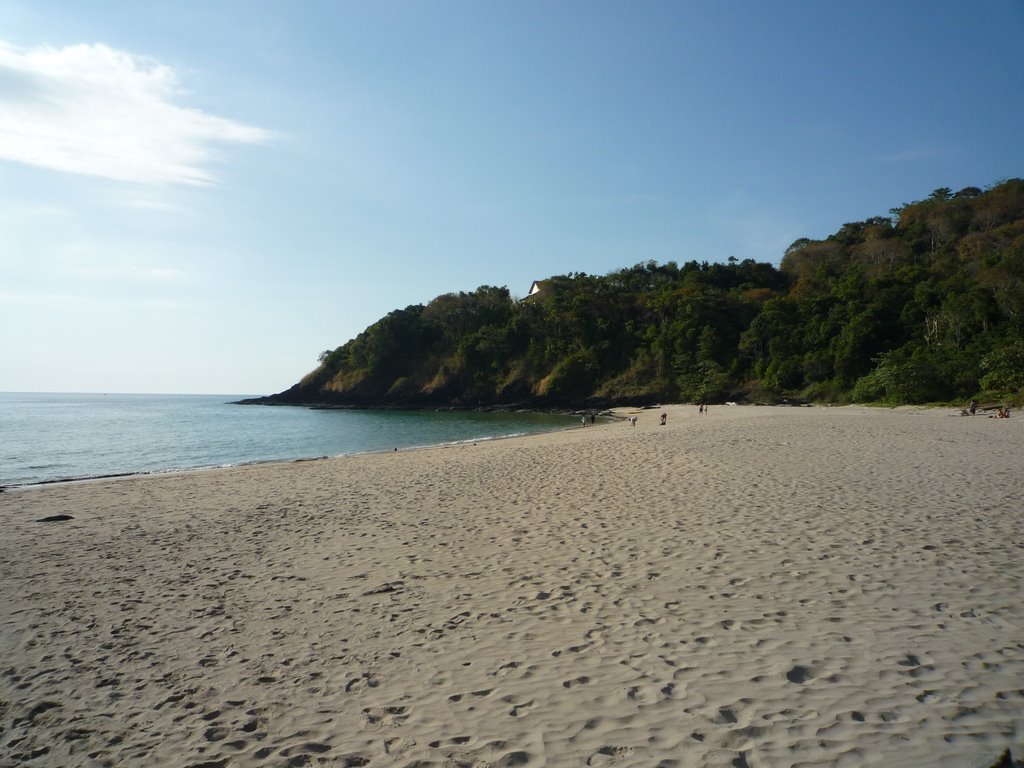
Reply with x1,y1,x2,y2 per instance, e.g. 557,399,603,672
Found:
256,179,1024,409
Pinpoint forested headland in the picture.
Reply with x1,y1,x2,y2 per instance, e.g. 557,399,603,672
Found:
247,180,1024,409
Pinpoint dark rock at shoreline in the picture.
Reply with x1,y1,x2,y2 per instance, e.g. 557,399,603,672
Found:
234,393,692,417
233,393,588,416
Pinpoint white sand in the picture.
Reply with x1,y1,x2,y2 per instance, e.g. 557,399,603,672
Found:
1,405,1022,768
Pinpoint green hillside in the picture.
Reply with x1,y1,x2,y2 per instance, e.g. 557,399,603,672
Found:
249,180,1024,409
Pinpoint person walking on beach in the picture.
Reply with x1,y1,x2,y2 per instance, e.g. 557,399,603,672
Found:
660,412,667,425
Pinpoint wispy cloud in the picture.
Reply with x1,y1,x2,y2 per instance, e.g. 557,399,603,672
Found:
59,253,188,283
0,290,191,311
0,41,271,185
116,196,183,212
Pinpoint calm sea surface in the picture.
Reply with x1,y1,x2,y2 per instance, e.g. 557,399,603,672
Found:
0,393,577,487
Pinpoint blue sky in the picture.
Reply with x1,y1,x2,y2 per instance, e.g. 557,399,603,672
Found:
1,1,1022,394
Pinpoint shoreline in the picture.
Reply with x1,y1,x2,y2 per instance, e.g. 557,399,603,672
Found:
0,403,784,491
2,405,1021,767
2,405,586,491
2,424,587,492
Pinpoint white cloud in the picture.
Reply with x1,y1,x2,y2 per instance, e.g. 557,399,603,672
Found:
60,255,188,283
0,41,271,185
117,196,183,212
145,267,185,281
0,290,191,311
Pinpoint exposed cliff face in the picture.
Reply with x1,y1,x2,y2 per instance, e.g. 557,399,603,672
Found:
234,368,623,409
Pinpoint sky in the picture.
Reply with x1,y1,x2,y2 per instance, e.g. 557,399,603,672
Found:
1,1,1022,395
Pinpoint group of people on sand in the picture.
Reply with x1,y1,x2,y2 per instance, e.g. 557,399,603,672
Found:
622,404,713,427
965,400,1011,418
623,412,667,426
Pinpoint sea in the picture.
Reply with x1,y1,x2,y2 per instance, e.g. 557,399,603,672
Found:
0,392,578,487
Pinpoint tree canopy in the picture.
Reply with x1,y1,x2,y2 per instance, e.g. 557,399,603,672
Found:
255,180,1024,409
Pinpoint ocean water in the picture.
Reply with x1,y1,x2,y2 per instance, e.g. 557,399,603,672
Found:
0,393,577,487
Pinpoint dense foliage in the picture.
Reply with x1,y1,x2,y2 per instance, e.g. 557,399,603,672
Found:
261,180,1024,408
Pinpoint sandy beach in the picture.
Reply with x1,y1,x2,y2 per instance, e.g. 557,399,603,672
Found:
1,405,1022,768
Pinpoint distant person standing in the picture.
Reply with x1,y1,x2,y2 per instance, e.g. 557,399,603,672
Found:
970,399,978,416
660,412,667,426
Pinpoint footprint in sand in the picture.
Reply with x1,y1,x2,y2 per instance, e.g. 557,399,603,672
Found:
785,665,816,685
428,735,472,748
552,642,591,657
203,725,229,742
503,697,533,717
344,672,381,693
383,737,416,757
587,745,634,766
491,660,521,678
448,688,493,703
562,675,590,688
279,741,333,759
713,706,738,724
362,705,409,728
625,685,661,705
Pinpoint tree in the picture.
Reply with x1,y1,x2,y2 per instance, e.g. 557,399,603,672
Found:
260,180,1024,409
980,341,1024,393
